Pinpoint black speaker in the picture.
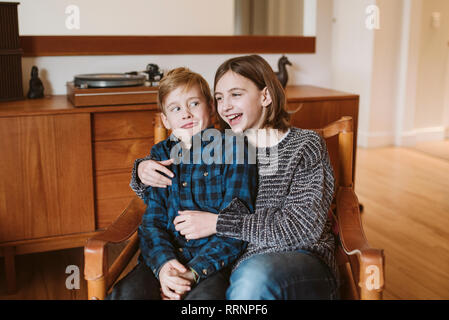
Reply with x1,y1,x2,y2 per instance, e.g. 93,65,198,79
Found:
0,2,24,102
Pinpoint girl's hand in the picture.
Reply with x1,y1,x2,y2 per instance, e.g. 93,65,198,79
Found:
174,210,218,240
158,259,193,300
137,159,174,187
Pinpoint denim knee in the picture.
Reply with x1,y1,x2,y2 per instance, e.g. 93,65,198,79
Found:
227,256,279,300
226,252,338,300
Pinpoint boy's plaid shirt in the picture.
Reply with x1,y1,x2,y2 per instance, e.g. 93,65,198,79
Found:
138,128,258,283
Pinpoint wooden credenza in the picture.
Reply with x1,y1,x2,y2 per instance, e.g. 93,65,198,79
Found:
0,85,358,293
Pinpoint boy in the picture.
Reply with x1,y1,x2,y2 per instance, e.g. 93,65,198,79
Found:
108,68,257,300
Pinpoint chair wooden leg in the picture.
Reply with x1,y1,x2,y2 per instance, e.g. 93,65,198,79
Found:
4,246,17,294
360,288,382,300
87,277,107,300
359,203,364,213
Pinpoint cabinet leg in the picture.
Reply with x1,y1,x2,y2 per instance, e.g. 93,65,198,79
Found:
4,247,17,294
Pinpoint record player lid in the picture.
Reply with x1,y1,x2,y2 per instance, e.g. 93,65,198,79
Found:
74,73,146,88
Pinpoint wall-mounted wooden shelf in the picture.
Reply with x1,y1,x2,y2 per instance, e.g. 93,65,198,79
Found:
19,35,316,56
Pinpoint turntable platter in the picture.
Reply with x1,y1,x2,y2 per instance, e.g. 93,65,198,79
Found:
74,73,146,88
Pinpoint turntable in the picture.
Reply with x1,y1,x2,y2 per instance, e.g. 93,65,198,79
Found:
67,73,158,107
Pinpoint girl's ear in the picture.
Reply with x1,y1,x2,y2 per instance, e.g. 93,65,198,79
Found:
261,87,272,108
160,112,172,130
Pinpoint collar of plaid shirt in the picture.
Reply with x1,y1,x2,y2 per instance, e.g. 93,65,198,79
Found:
166,126,252,166
167,126,223,165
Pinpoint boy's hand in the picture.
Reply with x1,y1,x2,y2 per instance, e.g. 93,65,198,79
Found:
158,259,193,300
174,210,218,239
138,159,174,187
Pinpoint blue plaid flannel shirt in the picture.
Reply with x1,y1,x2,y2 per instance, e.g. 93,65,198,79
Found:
138,127,258,283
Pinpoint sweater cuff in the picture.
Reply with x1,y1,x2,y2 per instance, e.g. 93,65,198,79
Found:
130,157,149,200
216,198,248,239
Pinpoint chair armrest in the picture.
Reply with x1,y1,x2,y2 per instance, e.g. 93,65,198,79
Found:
336,187,385,299
91,196,146,244
84,196,146,284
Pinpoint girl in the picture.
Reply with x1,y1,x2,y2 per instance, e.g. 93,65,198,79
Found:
132,55,339,299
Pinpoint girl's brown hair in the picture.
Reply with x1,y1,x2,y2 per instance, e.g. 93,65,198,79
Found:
214,55,290,131
158,67,214,115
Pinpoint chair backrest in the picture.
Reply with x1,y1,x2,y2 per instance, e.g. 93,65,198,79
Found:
154,112,167,144
152,113,382,300
312,116,385,300
312,116,354,189
311,116,359,299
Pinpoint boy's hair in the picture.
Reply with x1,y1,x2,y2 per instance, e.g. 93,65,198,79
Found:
214,55,290,131
158,67,214,115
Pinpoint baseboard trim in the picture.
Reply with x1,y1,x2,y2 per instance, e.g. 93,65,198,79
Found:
400,126,446,146
359,126,446,148
358,131,395,148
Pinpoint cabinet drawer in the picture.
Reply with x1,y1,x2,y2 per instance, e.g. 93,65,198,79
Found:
95,169,135,200
93,138,153,171
92,110,157,141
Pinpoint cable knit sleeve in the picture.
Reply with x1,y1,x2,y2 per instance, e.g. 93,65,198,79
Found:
129,142,164,200
129,155,153,200
216,131,335,248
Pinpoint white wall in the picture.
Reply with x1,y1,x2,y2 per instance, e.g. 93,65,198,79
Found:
444,50,449,138
13,0,234,35
303,0,317,36
332,0,449,147
396,0,422,146
367,0,403,147
413,0,449,142
330,0,376,146
19,0,333,96
395,0,449,145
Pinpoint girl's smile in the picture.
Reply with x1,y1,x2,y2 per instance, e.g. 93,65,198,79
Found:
214,71,271,132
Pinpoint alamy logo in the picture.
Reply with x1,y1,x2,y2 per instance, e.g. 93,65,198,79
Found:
65,265,80,290
365,5,380,30
365,265,381,290
65,5,80,30
168,128,279,175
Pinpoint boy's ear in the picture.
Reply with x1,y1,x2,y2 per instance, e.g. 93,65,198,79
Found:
160,112,172,130
261,87,272,108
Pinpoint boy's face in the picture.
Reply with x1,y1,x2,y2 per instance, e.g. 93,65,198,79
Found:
161,84,212,142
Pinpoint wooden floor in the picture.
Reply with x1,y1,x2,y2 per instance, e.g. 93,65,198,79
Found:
1,143,448,300
356,143,449,299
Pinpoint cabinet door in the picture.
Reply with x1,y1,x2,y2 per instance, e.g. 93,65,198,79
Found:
0,113,95,242
92,110,157,229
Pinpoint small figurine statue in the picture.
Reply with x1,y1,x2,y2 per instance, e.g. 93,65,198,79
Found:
275,55,292,88
144,63,164,85
27,66,44,99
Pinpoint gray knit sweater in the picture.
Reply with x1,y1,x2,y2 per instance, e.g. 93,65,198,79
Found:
130,127,337,280
216,128,337,280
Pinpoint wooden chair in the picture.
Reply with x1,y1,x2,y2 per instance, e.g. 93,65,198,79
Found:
84,115,385,300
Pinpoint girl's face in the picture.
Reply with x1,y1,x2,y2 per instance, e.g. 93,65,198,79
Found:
214,71,272,133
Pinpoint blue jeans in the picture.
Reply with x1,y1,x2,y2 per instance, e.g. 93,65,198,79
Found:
226,251,339,300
